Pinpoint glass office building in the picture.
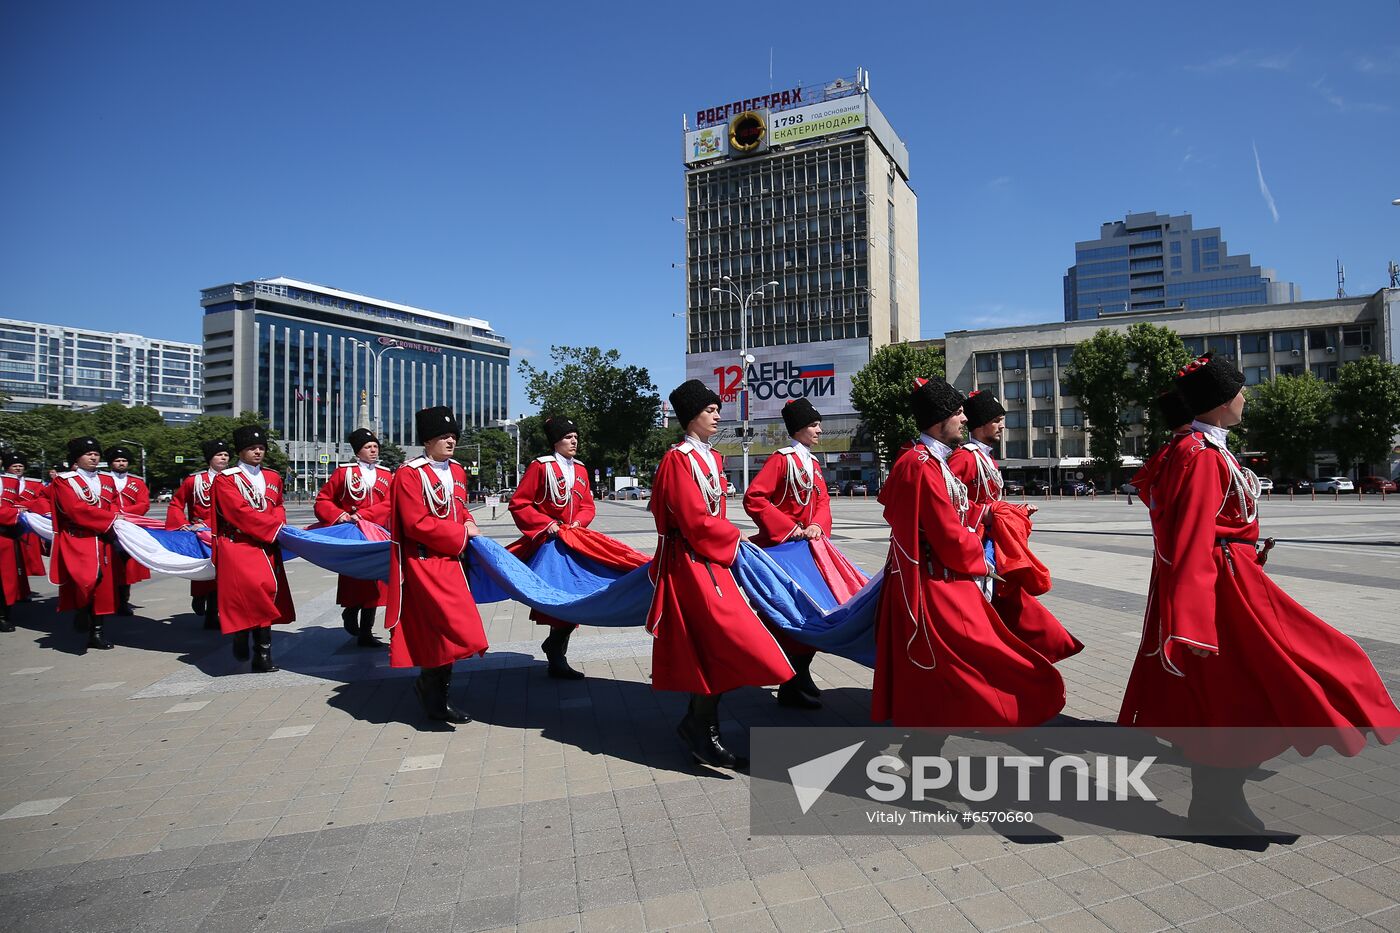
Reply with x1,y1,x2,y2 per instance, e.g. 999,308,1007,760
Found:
0,317,202,424
1064,211,1301,321
201,277,510,488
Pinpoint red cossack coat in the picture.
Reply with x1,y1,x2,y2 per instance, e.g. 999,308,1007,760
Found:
49,472,119,615
109,473,152,585
507,455,597,628
166,470,219,598
1118,430,1400,765
872,442,1065,729
314,463,393,608
742,448,831,547
4,476,47,576
646,442,794,695
0,482,31,605
211,467,295,633
386,458,488,669
947,444,1082,663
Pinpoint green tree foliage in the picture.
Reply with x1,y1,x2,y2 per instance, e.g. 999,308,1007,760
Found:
1125,322,1194,449
1331,357,1400,474
850,342,947,465
1064,330,1133,479
517,347,660,479
456,426,517,488
377,440,406,470
1241,374,1332,478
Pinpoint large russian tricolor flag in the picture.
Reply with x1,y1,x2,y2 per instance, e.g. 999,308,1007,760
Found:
796,362,835,378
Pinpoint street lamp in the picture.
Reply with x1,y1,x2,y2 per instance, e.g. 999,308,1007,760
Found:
710,275,779,492
119,438,147,483
349,338,404,440
494,417,522,486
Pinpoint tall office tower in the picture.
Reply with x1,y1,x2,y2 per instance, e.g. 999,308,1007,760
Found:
1064,210,1301,321
0,317,202,424
681,70,918,485
201,277,510,489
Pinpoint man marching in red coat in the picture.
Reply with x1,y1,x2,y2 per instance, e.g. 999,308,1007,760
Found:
49,437,120,652
104,445,151,616
388,407,487,724
315,428,392,648
873,379,1065,739
211,425,294,672
649,380,794,770
166,439,230,629
1119,355,1400,834
742,397,835,709
508,415,596,679
947,391,1082,663
0,453,34,632
4,452,47,580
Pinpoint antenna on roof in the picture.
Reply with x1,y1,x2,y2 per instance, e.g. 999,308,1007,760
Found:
1390,260,1399,289
1336,259,1346,299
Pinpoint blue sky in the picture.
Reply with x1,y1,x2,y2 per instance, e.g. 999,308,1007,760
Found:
2,1,1397,412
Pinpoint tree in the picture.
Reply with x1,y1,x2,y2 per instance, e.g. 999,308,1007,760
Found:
518,347,660,478
378,440,406,470
1242,374,1332,478
1124,322,1194,450
850,342,947,466
456,426,516,488
1331,357,1400,476
1064,329,1133,482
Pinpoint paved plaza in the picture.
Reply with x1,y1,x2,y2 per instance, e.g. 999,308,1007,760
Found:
1,494,1399,932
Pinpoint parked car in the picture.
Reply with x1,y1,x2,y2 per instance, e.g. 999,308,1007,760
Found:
156,490,174,503
1256,477,1274,493
1058,480,1092,497
1279,478,1312,492
724,480,737,497
1312,476,1355,493
1002,479,1025,496
1119,473,1139,495
1359,476,1398,494
843,481,868,497
1026,478,1053,496
826,482,842,496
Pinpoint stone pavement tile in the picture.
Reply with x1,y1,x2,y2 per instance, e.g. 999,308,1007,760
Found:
876,874,949,913
900,840,967,874
738,844,800,878
640,891,706,930
804,860,869,896
1177,870,1257,913
924,864,995,903
1270,886,1368,929
1054,867,1133,907
579,901,646,933
632,862,694,901
325,883,402,924
956,890,1035,930
1325,920,1389,933
1175,915,1253,933
754,869,819,907
1224,898,1320,933
516,883,578,924
1034,908,1115,933
388,904,457,933
1003,877,1082,921
821,884,895,927
579,873,640,911
196,903,275,932
687,855,749,888
1087,895,1174,932
767,896,841,933
708,908,779,933
697,879,763,919
1217,860,1299,899
899,903,978,932
855,848,920,883
258,893,338,932
1134,886,1219,926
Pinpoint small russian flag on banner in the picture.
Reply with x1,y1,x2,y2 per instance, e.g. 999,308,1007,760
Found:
740,389,749,420
796,363,835,378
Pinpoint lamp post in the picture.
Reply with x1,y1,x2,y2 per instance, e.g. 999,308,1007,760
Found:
494,417,522,486
710,276,779,492
119,438,147,483
349,338,404,440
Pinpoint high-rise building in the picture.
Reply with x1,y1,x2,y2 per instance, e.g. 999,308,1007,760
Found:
0,317,202,424
681,70,917,486
201,277,510,489
1064,211,1300,321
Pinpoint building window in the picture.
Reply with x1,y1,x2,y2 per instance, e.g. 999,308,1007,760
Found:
975,353,998,373
1002,381,1025,400
1004,440,1029,459
1060,407,1082,427
1307,328,1337,351
1061,437,1085,457
977,382,998,396
1342,324,1373,348
1170,241,1182,253
1004,411,1027,429
1311,363,1338,382
1032,440,1054,458
1240,333,1269,354
1244,366,1269,385
1183,336,1205,355
1206,336,1235,359
1275,363,1303,377
1273,330,1303,353
1032,409,1054,428
1055,347,1075,367
1029,349,1053,369
1001,351,1025,370
1031,379,1052,398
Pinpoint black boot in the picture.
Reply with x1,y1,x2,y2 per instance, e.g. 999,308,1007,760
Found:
191,594,206,616
251,627,278,673
0,601,14,633
203,600,220,630
341,606,360,637
73,606,89,631
777,677,821,709
231,629,250,662
1188,765,1267,835
414,664,469,724
357,607,385,648
542,626,584,680
85,614,113,652
791,653,822,698
677,694,747,771
116,585,134,616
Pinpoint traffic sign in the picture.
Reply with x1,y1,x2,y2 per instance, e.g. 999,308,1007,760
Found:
606,467,613,476
173,456,184,464
319,454,330,464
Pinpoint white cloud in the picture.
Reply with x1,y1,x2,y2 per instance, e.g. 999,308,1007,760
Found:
1252,141,1279,224
1311,74,1392,113
1186,49,1296,73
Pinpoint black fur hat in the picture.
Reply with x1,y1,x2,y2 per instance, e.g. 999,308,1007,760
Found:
103,445,133,465
544,416,579,446
1175,353,1246,416
962,390,1007,430
669,379,722,428
67,436,101,462
415,406,460,445
2,451,28,470
781,398,821,436
1154,389,1194,431
348,428,379,453
232,425,268,452
909,377,964,431
200,439,230,462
